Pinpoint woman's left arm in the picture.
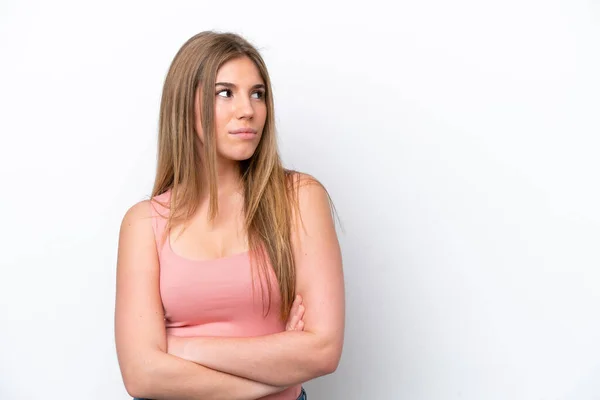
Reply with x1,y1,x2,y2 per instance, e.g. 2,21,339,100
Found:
169,176,345,387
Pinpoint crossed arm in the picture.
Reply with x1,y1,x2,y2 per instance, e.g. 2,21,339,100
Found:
166,179,345,386
168,291,342,388
115,176,344,399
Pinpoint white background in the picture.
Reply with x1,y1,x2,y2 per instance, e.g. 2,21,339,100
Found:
1,0,599,399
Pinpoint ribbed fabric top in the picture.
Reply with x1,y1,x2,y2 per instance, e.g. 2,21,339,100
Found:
149,190,301,400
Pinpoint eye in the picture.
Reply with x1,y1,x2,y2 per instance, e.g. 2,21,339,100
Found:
251,90,265,99
216,89,232,98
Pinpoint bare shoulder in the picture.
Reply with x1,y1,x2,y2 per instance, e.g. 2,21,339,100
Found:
118,200,156,262
286,171,331,209
286,171,335,237
122,200,153,223
287,170,323,190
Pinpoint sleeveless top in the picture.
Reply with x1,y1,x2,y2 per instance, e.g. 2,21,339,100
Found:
149,190,302,400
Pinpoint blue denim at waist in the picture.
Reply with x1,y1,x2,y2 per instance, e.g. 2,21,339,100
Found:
133,386,306,400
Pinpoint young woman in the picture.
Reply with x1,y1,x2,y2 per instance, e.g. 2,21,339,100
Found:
114,31,345,400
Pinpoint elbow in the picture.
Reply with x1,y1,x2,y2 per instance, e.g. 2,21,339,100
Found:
123,373,145,399
319,353,340,375
121,360,155,399
317,340,343,376
123,368,151,399
124,380,144,400
119,347,169,398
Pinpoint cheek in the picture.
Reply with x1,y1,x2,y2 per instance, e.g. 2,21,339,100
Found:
257,104,268,125
214,103,231,129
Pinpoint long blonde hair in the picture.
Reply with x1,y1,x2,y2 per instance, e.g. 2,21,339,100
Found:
150,31,329,320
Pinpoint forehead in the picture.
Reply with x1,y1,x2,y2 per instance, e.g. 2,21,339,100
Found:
216,56,264,85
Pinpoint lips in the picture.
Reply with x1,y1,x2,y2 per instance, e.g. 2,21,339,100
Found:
229,128,257,134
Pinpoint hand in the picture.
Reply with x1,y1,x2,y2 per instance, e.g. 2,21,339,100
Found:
285,294,305,332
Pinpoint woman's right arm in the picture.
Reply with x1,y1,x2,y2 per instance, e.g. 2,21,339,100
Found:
114,200,285,400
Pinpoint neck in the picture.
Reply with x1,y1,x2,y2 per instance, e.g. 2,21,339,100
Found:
199,156,244,200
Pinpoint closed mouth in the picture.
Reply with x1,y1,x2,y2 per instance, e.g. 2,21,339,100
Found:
229,128,257,134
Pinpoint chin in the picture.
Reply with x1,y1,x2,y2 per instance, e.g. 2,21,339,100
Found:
224,150,257,161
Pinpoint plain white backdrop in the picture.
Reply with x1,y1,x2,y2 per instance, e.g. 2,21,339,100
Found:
1,0,599,399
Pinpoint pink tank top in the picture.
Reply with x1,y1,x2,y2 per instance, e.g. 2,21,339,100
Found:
150,190,302,400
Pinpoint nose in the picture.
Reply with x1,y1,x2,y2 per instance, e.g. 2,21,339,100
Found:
233,95,254,119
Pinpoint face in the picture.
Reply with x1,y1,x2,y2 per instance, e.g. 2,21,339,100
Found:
194,56,267,162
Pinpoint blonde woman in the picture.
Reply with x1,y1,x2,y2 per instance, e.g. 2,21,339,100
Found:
114,31,345,400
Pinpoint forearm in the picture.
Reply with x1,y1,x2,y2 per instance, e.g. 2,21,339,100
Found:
128,349,286,400
180,331,337,387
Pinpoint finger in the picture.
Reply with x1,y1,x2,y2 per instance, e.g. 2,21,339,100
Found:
298,304,305,319
289,295,300,319
287,295,305,330
291,294,301,314
287,296,301,324
297,305,305,331
287,313,299,331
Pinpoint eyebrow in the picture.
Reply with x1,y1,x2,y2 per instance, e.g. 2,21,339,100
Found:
215,82,266,90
